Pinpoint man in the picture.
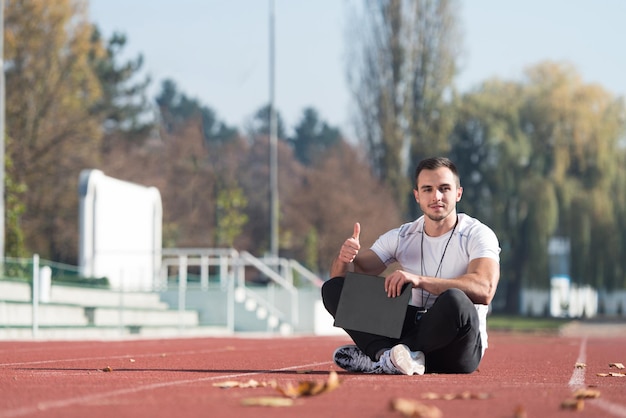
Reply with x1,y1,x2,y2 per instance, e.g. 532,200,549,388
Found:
322,157,500,375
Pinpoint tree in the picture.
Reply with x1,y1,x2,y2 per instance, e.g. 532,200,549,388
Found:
89,28,154,146
4,0,104,261
155,79,237,144
4,0,163,262
289,107,341,166
288,141,404,274
247,103,287,140
347,0,461,213
450,62,626,312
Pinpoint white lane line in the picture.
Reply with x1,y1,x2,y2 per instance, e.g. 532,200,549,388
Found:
568,336,587,390
0,347,236,367
592,400,626,418
0,360,333,418
0,340,299,367
568,336,626,418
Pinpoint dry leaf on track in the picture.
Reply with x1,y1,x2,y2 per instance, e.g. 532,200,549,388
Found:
609,362,624,369
390,398,442,418
575,362,586,369
561,398,585,411
213,379,275,389
597,372,626,377
513,404,527,418
101,366,113,372
275,371,340,398
573,388,601,399
561,387,600,411
421,391,490,400
240,397,294,407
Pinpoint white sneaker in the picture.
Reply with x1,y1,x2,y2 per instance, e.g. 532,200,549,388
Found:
390,344,425,375
333,345,400,374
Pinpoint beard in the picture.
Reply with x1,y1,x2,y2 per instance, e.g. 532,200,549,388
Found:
424,206,454,222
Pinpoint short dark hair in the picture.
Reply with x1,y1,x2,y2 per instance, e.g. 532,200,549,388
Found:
414,157,460,188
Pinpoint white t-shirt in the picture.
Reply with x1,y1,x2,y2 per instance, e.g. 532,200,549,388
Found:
370,213,500,354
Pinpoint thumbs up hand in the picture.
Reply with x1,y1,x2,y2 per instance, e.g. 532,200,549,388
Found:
339,222,361,264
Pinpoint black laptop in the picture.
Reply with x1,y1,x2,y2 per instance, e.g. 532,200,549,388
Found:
333,272,411,338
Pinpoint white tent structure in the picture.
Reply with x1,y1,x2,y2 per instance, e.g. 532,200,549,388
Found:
78,170,162,290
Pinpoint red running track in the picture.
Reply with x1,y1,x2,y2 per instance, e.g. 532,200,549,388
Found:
0,331,625,418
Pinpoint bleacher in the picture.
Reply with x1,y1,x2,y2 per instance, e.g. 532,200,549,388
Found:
0,279,229,340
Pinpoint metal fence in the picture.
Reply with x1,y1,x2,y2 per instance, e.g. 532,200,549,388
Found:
0,250,323,339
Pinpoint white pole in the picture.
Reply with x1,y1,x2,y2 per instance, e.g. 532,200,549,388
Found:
178,255,187,332
32,254,40,338
269,0,279,258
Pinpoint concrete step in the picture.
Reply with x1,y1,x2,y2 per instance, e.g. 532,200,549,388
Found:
0,301,89,326
0,300,198,327
0,280,169,309
90,306,199,327
50,285,169,309
0,280,31,302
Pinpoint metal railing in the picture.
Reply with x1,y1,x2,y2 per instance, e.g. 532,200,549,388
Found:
0,250,323,338
161,248,323,334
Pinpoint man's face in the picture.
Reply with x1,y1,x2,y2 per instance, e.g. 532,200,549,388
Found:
413,167,463,222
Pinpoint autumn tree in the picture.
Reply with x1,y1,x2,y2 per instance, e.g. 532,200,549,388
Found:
4,0,105,261
347,0,461,214
4,0,158,262
290,141,404,274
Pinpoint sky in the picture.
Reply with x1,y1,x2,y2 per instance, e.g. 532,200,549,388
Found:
89,0,626,140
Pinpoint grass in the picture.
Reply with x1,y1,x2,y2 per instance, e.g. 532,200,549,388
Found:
487,314,570,332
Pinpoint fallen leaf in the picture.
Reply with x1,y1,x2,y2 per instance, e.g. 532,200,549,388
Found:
561,398,584,411
241,397,294,407
213,379,267,389
420,391,490,401
101,366,113,372
390,398,442,418
471,392,491,400
442,393,457,401
575,362,586,369
573,388,601,399
609,362,624,369
597,372,626,377
275,371,340,398
513,404,527,418
129,359,135,363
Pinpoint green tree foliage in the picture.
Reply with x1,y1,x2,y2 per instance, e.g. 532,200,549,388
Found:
248,104,287,140
89,29,154,144
451,62,626,311
156,79,237,144
348,0,461,213
289,108,341,166
214,186,248,248
4,138,28,257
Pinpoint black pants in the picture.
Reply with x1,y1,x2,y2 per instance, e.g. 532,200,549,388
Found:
321,276,483,374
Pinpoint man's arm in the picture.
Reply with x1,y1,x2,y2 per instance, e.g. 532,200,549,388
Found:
384,257,500,305
330,223,387,278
